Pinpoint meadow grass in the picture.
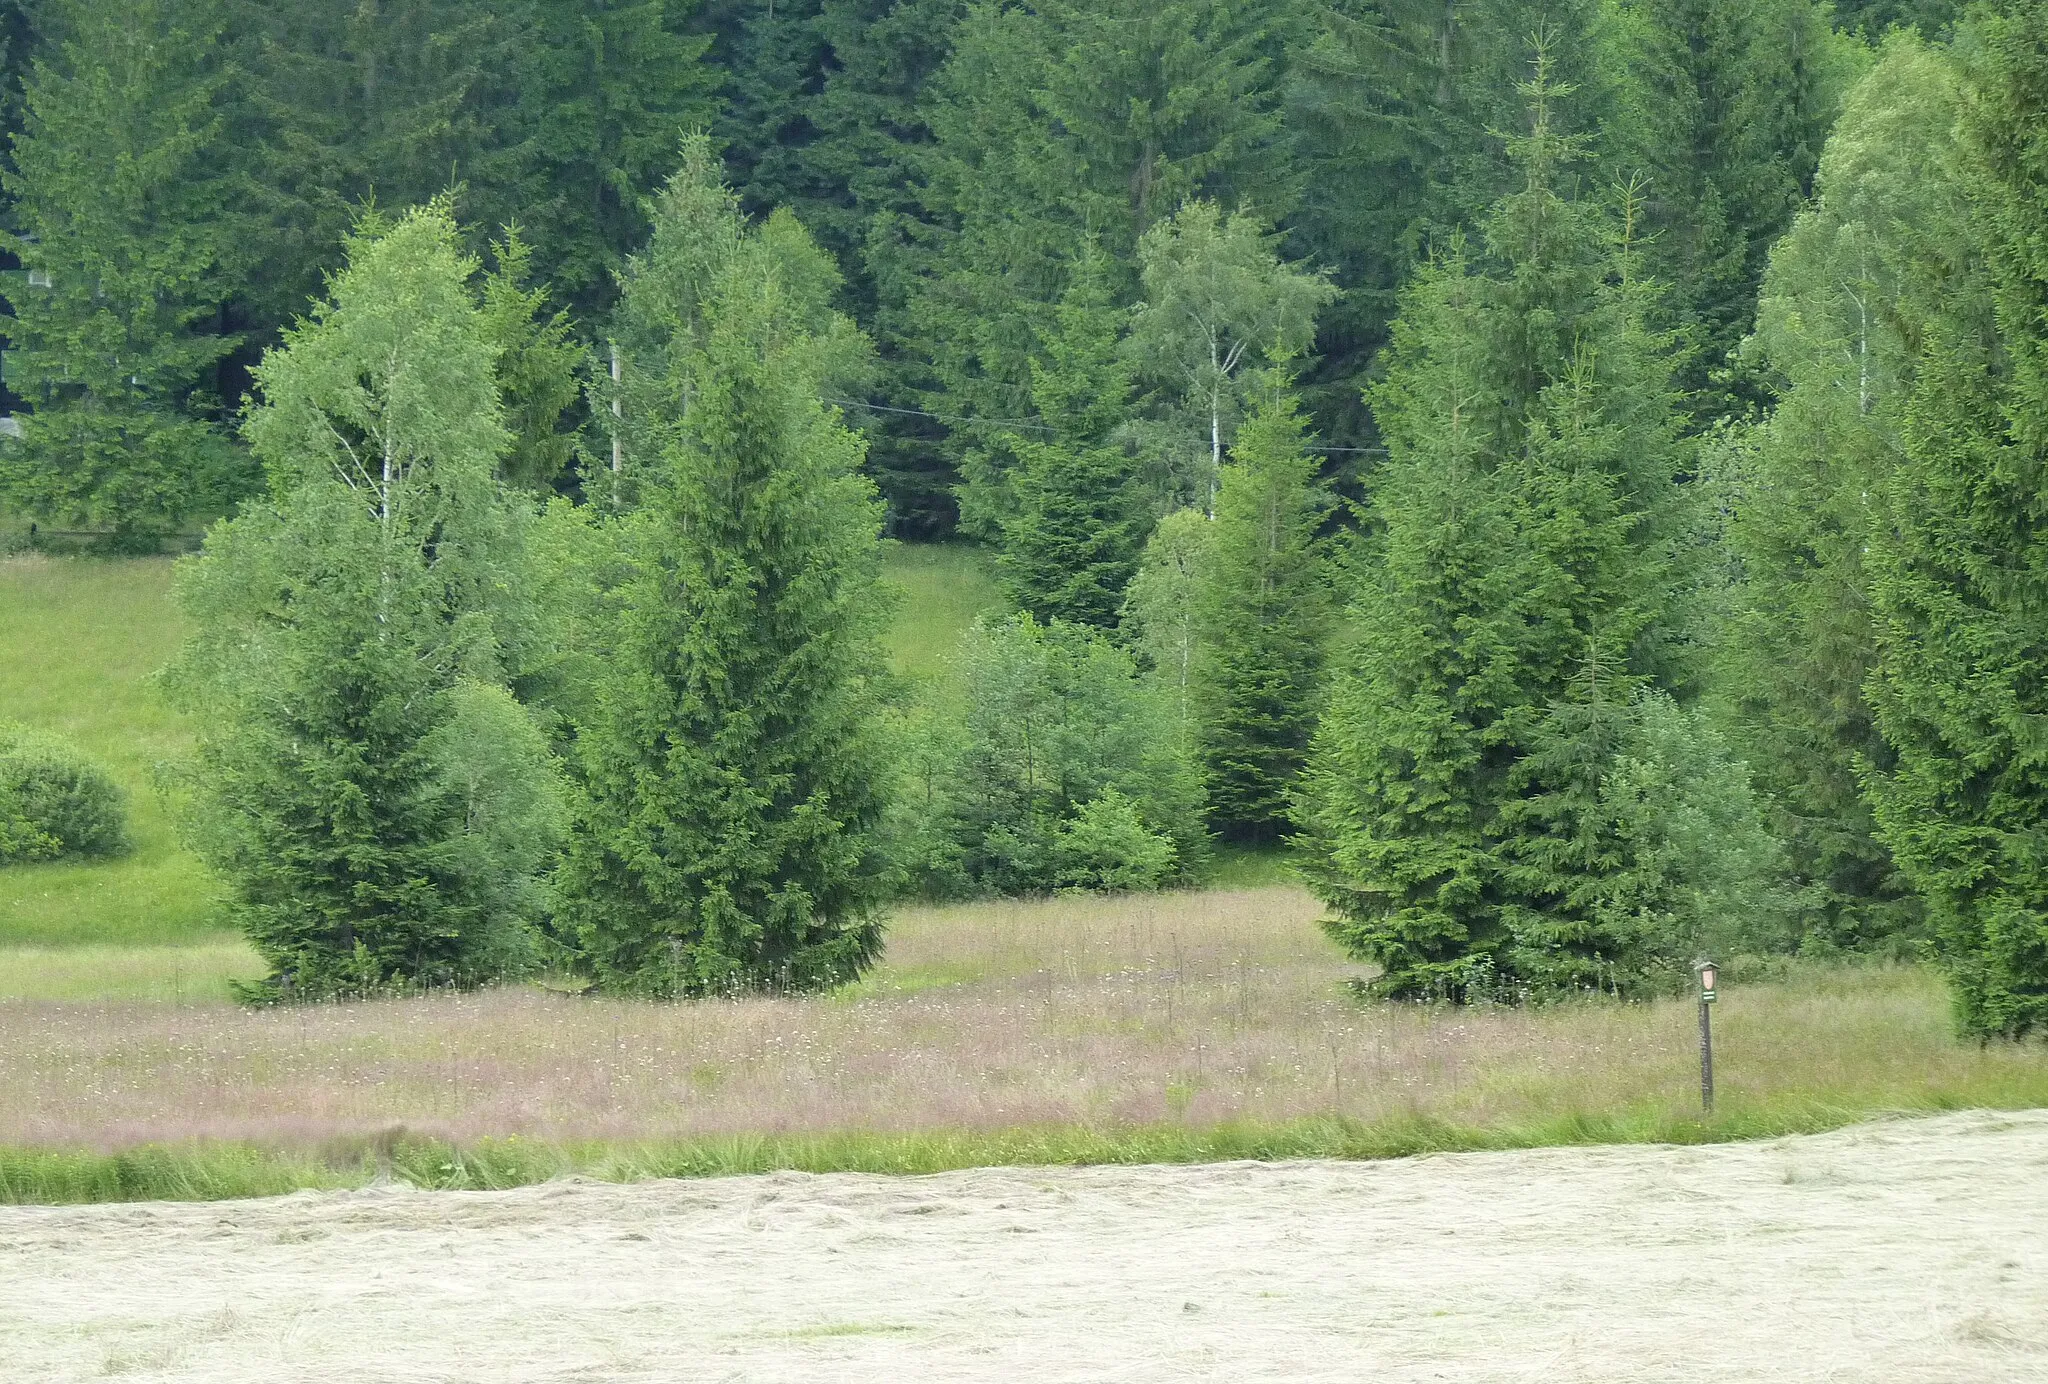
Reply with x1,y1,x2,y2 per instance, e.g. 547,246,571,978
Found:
0,940,264,1002
878,540,1001,684
0,554,219,946
5,886,2045,1204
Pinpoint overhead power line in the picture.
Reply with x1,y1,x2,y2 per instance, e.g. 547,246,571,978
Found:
823,396,1388,455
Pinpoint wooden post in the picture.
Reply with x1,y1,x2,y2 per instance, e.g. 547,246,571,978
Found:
1698,992,1715,1115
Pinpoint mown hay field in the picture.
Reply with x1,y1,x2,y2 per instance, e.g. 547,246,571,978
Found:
6,1111,2048,1382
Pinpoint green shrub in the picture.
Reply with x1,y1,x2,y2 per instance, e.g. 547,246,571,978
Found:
893,613,1207,896
0,722,129,863
1053,789,1178,892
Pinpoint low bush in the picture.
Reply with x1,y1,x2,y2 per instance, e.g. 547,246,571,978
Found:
0,722,129,864
1053,789,1178,892
890,614,1208,897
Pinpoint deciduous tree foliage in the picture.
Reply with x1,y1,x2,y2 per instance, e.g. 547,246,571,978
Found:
1122,506,1214,718
557,154,895,997
1864,2,2048,1038
1717,40,1965,953
896,612,1206,898
1126,200,1335,511
166,207,560,1000
0,722,128,863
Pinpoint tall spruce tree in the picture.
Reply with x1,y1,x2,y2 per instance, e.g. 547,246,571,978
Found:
703,0,966,534
0,0,34,230
1864,3,2048,1038
0,0,247,532
1618,0,1853,416
166,206,559,1000
1283,0,1633,446
1298,56,1713,999
509,0,718,318
477,228,582,493
1718,40,1965,953
997,254,1150,629
1191,389,1331,842
559,155,895,997
225,0,525,329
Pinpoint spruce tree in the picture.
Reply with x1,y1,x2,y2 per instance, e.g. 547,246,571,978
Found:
477,228,582,494
225,0,529,329
1618,0,1854,417
1718,40,1965,952
708,0,966,534
997,256,1150,630
508,0,718,318
166,206,559,1001
0,0,246,532
1298,57,1708,1000
1192,390,1331,842
559,160,895,997
1832,0,1959,39
597,134,869,509
1284,0,1634,445
1864,3,2048,1037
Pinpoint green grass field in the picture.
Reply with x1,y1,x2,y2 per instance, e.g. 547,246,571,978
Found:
877,539,1002,681
0,556,217,946
0,543,1010,951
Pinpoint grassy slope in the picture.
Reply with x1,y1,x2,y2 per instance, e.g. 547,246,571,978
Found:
0,556,216,945
0,543,1005,951
878,540,1002,683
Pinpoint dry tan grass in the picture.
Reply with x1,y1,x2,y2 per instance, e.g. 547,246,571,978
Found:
6,886,2046,1156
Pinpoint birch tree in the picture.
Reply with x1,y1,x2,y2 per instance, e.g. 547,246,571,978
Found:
167,206,561,1001
1717,39,1964,952
1126,200,1333,510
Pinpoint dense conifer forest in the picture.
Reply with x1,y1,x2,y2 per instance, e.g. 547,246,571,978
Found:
6,0,2048,1038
